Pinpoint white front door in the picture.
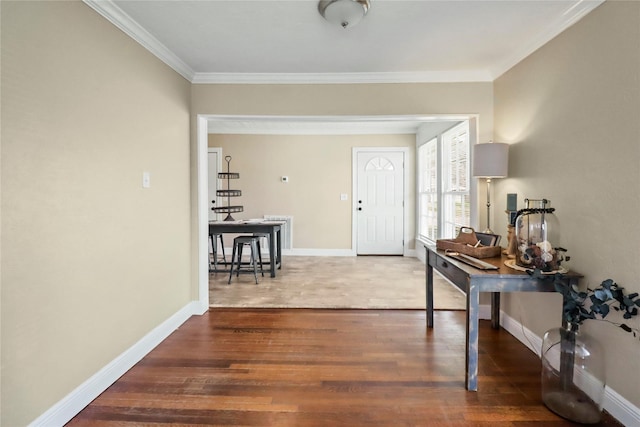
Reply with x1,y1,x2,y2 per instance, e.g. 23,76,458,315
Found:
356,151,405,255
208,149,219,221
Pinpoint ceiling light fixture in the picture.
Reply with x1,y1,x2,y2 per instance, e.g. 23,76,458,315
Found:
318,0,371,29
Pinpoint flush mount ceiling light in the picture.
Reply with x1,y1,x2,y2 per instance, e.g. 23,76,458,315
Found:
318,0,371,29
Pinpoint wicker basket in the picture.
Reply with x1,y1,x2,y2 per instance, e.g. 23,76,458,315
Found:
436,227,502,259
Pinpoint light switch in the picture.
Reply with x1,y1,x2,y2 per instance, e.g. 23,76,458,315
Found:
142,172,151,188
340,193,348,201
281,176,289,183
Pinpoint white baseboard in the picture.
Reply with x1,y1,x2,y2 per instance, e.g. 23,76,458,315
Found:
500,311,640,426
29,301,202,427
285,248,356,256
604,387,640,427
193,299,210,315
279,248,418,257
404,248,417,257
478,304,492,320
33,290,636,427
500,311,542,355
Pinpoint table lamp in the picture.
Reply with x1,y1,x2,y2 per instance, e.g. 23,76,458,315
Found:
472,142,509,233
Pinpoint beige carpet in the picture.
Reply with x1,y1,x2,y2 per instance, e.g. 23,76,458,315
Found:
209,255,466,310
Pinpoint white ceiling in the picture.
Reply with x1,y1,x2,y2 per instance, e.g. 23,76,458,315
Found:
84,0,603,134
87,0,603,84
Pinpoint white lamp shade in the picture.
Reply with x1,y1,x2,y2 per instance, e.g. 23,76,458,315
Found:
472,142,509,178
319,0,370,29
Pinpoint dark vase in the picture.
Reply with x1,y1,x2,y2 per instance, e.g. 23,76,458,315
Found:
541,324,605,424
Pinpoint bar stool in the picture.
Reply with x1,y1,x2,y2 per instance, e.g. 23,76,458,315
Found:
209,233,226,272
228,235,264,284
253,232,270,253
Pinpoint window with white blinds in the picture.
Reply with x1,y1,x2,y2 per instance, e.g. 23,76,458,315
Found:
418,137,438,242
418,121,470,242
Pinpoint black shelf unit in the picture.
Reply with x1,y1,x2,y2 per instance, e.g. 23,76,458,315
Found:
212,156,243,221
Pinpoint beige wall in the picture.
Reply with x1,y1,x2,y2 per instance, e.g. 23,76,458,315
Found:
1,2,192,425
494,1,640,406
10,0,632,423
210,134,415,250
193,83,494,258
192,84,494,137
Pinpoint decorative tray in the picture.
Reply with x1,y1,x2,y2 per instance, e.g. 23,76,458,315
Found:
503,259,567,274
436,227,502,259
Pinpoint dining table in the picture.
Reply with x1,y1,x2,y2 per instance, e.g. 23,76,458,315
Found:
208,220,284,277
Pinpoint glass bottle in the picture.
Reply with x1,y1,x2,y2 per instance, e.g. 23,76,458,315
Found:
514,199,565,271
541,324,605,424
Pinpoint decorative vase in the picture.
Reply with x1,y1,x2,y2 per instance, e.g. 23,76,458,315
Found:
506,223,517,258
514,199,564,271
541,324,605,424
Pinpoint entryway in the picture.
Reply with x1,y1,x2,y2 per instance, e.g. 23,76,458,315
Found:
353,148,407,255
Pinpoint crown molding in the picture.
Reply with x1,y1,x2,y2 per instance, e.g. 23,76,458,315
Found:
192,70,493,85
85,0,603,85
490,0,605,79
82,0,491,85
83,0,195,82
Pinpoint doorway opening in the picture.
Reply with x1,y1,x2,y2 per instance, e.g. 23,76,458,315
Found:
196,114,477,308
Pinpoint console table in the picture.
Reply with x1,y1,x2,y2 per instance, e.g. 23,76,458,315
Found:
425,245,581,391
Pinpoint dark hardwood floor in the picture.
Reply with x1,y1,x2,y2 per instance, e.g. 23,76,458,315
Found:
68,309,621,426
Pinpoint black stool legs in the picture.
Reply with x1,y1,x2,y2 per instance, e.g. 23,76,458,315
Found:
228,236,264,284
209,233,226,272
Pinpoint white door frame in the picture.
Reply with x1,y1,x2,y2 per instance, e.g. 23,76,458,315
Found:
352,147,410,256
196,116,210,311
